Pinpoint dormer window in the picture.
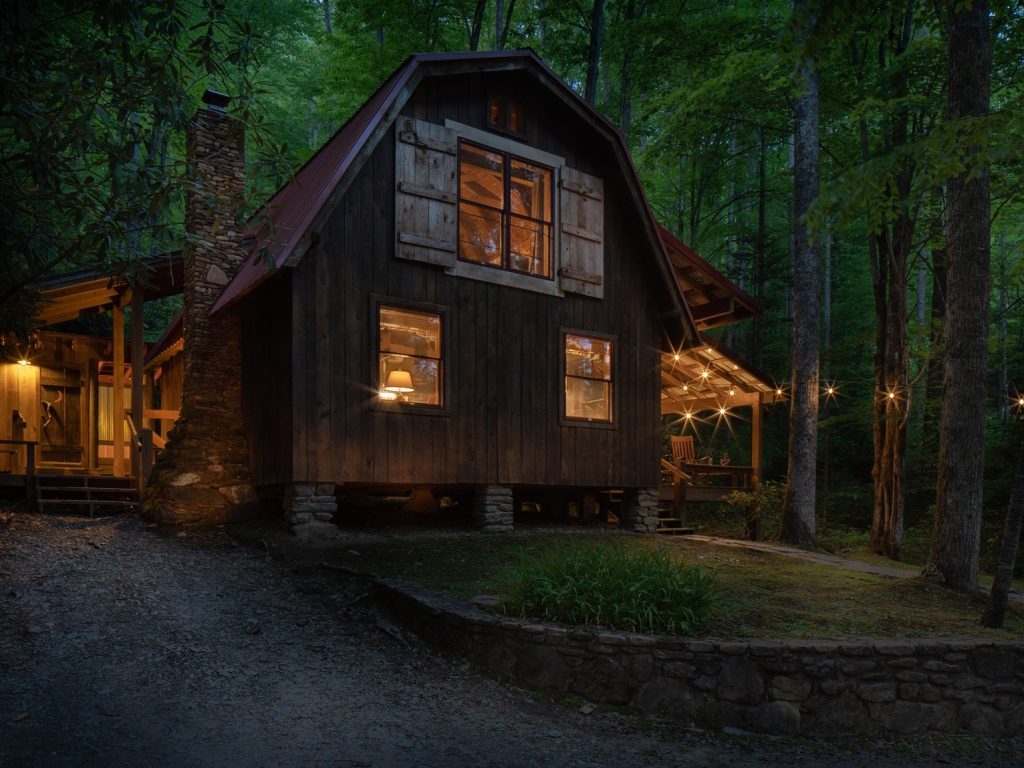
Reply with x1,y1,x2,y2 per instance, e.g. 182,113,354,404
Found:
457,141,553,278
488,96,526,135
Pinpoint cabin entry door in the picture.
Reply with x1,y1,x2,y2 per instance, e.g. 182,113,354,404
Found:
39,366,84,468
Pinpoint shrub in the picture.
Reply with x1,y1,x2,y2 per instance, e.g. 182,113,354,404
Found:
720,480,787,540
500,541,715,636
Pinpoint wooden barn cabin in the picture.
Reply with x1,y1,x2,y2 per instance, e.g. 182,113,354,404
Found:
2,50,776,533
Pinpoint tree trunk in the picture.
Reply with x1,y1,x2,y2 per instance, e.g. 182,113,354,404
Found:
495,0,503,48
981,434,1024,628
925,0,991,592
498,0,517,49
468,0,487,50
781,0,819,548
322,0,332,35
618,0,636,142
752,129,767,367
996,234,1009,423
925,244,947,443
584,0,605,105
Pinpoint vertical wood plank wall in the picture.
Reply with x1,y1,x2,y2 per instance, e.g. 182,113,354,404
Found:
253,71,672,491
240,273,294,486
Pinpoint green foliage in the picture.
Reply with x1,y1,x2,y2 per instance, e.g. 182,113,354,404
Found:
500,540,715,636
720,481,788,540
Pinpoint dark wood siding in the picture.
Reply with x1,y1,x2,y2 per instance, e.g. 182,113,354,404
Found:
240,273,293,486
285,70,667,489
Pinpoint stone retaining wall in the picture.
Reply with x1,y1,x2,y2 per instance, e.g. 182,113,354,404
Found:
374,579,1024,736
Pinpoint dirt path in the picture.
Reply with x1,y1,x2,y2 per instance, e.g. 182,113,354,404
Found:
683,534,1024,603
1,513,1017,768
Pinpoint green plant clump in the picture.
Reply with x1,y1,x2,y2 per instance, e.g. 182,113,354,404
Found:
501,542,715,636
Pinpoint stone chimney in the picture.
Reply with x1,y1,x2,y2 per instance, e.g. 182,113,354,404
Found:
143,90,259,525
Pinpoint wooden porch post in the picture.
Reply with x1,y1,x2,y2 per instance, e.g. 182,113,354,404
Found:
751,392,764,489
112,303,125,477
131,286,145,482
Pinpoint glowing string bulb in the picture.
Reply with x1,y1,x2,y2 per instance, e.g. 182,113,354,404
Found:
673,353,680,362
700,369,710,380
887,391,896,400
718,406,727,416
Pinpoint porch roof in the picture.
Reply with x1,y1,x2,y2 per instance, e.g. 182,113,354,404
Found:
31,254,183,328
661,335,779,415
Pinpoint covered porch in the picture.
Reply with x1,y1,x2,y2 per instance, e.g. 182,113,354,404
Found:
657,226,779,524
0,257,183,510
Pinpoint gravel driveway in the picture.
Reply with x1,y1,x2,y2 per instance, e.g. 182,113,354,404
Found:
1,512,1018,768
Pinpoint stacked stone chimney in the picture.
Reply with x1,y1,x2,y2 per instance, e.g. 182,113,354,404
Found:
143,90,259,525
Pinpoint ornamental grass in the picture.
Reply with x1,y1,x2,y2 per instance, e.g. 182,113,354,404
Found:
500,541,715,636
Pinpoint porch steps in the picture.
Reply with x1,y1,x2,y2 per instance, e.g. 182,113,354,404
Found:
35,475,139,517
656,501,694,536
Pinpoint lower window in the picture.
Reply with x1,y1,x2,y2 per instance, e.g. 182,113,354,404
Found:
564,333,612,422
378,305,443,407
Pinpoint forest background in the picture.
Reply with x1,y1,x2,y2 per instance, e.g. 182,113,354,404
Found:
1,0,1022,574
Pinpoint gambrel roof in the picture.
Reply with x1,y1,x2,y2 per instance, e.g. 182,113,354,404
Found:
210,50,698,345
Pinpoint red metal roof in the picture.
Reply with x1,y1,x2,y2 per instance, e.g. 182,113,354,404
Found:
210,50,699,344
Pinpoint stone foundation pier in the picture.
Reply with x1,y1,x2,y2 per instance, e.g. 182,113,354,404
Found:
284,483,338,540
473,485,514,532
619,487,659,533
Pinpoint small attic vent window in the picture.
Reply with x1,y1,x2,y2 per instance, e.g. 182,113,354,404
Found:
488,96,526,136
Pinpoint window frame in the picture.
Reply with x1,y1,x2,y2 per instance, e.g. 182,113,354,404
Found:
444,120,565,298
372,296,450,416
560,328,618,429
457,139,555,282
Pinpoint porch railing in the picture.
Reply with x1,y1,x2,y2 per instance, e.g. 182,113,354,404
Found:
0,439,38,511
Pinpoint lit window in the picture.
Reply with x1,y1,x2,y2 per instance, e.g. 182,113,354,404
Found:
564,333,612,422
487,97,526,134
458,141,552,278
378,306,442,407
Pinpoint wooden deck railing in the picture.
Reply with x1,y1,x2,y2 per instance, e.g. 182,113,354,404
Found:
0,439,38,511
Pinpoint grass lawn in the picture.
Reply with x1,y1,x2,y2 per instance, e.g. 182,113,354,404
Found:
313,527,1024,640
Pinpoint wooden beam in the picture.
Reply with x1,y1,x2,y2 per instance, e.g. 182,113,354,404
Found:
112,305,125,478
131,287,144,481
690,297,736,323
143,408,180,421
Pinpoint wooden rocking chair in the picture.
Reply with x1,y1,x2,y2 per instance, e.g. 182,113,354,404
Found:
670,435,696,467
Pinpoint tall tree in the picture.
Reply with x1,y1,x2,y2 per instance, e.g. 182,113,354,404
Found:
780,0,820,547
584,0,606,105
982,432,1024,628
924,0,991,591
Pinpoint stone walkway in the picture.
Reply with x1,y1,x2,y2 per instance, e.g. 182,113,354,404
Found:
2,513,1020,768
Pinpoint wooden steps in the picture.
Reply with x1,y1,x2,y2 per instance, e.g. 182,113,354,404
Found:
656,500,693,536
35,475,138,517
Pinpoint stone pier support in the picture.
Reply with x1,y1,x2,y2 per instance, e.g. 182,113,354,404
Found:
284,483,338,540
619,487,659,533
472,485,514,532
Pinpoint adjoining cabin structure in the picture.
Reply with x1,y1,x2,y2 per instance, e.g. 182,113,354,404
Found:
2,50,776,533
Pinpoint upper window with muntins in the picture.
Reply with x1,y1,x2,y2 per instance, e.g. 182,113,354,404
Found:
458,141,553,279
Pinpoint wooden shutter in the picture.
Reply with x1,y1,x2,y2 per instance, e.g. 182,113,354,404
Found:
558,166,604,298
395,116,458,267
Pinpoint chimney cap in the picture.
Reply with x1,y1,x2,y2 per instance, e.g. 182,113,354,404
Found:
201,89,231,112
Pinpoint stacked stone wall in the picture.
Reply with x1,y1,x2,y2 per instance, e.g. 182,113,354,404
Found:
375,579,1024,737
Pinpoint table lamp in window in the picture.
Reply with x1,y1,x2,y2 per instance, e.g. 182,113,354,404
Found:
384,370,415,402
